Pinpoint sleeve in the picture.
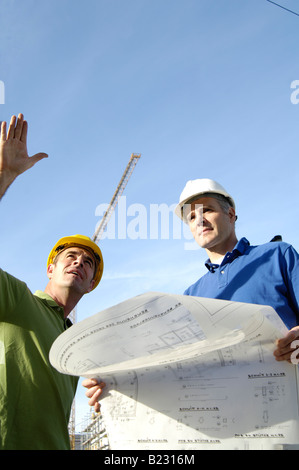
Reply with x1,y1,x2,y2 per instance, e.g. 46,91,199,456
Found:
282,245,299,322
0,268,28,321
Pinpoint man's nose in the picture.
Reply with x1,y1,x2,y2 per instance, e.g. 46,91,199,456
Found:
194,209,204,226
74,255,84,267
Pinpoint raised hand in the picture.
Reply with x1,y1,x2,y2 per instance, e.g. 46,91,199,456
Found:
0,114,48,198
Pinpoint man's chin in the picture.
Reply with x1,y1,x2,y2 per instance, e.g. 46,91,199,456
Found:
196,234,215,249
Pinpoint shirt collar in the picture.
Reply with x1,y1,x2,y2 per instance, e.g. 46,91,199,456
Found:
34,290,72,327
205,237,250,272
34,290,62,308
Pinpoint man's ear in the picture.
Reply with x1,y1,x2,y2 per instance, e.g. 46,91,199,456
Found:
228,206,236,223
86,279,95,294
47,263,54,280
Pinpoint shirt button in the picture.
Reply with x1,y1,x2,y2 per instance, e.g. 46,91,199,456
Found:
221,270,225,274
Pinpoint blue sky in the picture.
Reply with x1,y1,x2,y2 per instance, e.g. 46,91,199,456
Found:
1,0,299,430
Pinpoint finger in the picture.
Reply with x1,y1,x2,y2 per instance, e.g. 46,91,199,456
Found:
274,340,297,355
20,119,28,144
82,378,99,388
14,113,24,140
7,115,17,140
0,121,6,141
94,401,101,413
87,387,104,407
275,355,286,362
274,339,299,361
85,383,105,399
85,385,99,398
274,347,293,358
276,329,299,349
29,152,48,166
275,351,293,362
24,152,48,172
276,338,297,352
82,378,105,389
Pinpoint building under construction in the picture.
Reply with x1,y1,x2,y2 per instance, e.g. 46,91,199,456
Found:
79,411,110,450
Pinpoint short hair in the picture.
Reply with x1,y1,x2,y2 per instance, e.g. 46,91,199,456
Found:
187,192,232,214
210,193,231,214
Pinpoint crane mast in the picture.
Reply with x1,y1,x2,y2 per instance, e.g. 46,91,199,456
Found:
93,153,141,243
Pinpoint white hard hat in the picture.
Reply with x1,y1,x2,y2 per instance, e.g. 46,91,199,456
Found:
175,178,235,222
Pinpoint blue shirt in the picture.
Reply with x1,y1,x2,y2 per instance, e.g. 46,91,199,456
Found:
184,237,299,329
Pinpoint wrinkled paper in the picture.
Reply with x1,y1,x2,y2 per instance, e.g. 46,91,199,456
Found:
50,293,299,450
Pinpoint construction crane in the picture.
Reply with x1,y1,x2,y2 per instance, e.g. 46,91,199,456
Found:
68,153,140,328
68,153,141,449
93,153,141,243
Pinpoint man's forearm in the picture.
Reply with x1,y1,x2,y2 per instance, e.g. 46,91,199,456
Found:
0,171,17,200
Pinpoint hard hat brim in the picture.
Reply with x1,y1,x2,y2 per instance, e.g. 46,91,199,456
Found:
175,182,235,223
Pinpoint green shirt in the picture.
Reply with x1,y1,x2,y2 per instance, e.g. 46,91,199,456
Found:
0,269,78,450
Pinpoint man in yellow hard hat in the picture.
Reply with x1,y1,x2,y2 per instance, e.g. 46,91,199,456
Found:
0,114,104,449
46,234,104,312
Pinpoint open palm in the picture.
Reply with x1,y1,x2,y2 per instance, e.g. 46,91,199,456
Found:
0,114,48,178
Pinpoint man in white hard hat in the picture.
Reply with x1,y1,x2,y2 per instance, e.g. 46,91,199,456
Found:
176,178,299,364
0,114,104,449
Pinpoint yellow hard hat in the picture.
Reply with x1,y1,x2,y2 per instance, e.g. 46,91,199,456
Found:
47,235,104,290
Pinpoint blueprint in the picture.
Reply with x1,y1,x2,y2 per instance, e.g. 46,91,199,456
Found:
49,292,299,450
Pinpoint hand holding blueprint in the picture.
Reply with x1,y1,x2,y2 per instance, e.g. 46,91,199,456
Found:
50,292,299,450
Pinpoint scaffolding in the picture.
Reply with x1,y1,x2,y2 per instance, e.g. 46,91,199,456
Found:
80,411,110,450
